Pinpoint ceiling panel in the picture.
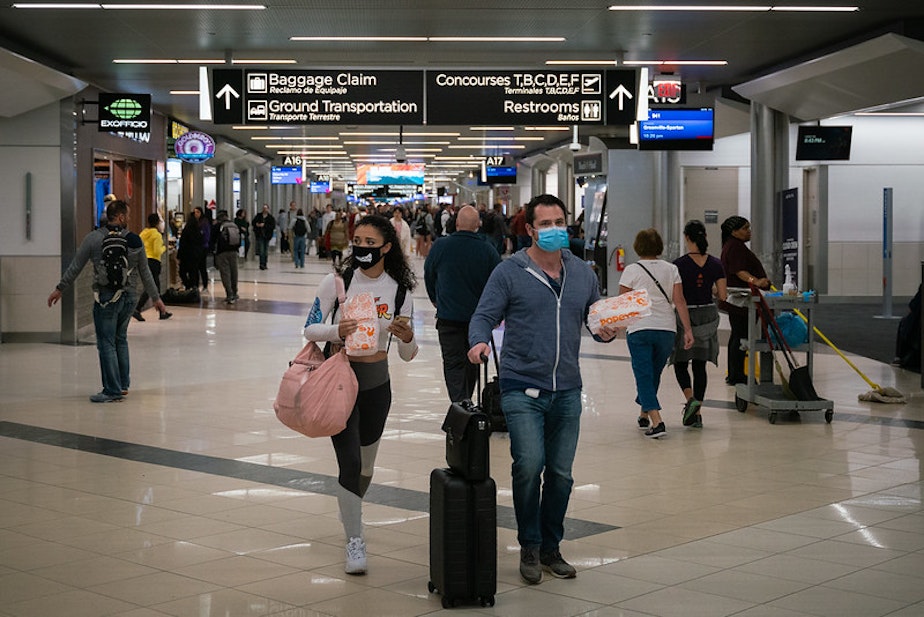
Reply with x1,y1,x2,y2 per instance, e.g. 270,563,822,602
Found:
0,1,922,178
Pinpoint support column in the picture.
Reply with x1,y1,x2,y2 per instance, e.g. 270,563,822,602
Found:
182,162,204,216
216,161,234,214
750,102,789,283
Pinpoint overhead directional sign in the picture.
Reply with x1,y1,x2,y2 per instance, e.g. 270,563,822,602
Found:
210,68,639,126
211,69,244,125
426,71,607,125
605,70,639,127
210,69,424,125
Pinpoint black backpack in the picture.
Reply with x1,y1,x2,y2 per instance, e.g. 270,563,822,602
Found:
218,221,240,252
96,228,131,290
293,218,308,237
444,213,457,235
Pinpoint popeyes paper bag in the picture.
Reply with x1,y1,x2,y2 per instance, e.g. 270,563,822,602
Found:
587,289,652,334
343,292,378,356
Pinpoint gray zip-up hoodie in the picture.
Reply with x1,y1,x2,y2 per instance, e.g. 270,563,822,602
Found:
468,249,602,393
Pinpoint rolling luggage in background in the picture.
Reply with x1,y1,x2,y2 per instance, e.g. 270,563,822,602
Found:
428,468,496,609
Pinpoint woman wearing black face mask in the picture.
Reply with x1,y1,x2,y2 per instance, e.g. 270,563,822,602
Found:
303,214,417,577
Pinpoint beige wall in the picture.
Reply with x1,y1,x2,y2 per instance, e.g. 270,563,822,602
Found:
827,241,923,297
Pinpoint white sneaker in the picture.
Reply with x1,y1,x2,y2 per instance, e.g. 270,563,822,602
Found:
345,536,367,575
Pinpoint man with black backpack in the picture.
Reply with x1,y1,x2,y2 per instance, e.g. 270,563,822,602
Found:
213,210,240,303
47,200,166,403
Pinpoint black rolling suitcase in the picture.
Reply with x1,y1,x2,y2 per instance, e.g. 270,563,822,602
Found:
428,468,496,609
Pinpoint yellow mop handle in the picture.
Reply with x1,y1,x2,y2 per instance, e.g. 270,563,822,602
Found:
771,286,882,390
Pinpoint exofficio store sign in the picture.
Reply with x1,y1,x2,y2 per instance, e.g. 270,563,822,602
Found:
98,93,151,132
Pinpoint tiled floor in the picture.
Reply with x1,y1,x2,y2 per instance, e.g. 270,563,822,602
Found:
1,248,922,617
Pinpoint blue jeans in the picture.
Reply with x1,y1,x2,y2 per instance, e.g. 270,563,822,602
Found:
255,236,270,268
93,290,135,396
626,329,675,412
292,235,306,267
501,387,582,552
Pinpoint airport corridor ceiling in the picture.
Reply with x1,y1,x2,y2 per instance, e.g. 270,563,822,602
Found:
1,1,923,178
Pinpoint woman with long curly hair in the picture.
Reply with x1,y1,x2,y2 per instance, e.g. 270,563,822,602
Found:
303,214,417,576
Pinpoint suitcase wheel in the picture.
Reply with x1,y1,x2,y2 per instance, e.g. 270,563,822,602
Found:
441,596,454,609
427,581,435,594
480,596,495,607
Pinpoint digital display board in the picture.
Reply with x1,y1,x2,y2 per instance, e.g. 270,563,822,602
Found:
795,125,852,160
639,108,714,151
355,163,425,186
310,180,330,193
270,166,303,184
480,165,517,185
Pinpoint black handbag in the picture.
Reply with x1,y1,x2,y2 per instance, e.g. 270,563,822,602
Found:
482,340,506,433
442,371,491,482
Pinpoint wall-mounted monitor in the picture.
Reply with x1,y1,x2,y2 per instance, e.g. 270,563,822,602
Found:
795,125,852,161
639,107,714,151
355,163,425,186
310,180,330,193
271,166,303,184
480,165,517,185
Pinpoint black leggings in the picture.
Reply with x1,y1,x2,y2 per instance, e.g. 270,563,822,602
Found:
727,311,749,382
331,361,391,497
674,360,708,402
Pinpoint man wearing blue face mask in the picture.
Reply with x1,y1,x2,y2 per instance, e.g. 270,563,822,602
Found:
468,194,617,586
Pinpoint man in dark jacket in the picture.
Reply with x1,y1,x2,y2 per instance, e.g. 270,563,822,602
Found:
424,205,500,403
252,203,275,270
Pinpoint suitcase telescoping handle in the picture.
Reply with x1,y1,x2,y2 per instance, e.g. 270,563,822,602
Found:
477,353,487,407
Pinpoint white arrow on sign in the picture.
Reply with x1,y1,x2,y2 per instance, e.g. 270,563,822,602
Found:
608,84,633,110
215,84,240,110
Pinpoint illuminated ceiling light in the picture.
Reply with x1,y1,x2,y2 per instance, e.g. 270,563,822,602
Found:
276,151,349,156
429,36,566,42
448,144,526,149
855,112,924,116
624,59,727,66
290,36,427,41
102,4,266,9
458,136,544,141
113,59,177,64
609,5,771,11
264,144,347,149
232,59,297,64
608,4,858,11
469,126,515,131
13,3,101,8
770,6,858,11
177,59,225,64
342,141,449,145
231,125,268,130
378,148,443,152
525,126,570,131
169,90,200,95
251,135,339,140
545,60,618,66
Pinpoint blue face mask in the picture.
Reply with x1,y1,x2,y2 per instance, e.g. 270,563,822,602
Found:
535,226,570,252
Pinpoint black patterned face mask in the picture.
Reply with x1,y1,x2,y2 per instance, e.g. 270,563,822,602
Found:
352,245,384,270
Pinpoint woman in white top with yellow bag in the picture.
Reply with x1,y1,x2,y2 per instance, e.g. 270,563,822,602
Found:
304,214,417,575
618,228,693,439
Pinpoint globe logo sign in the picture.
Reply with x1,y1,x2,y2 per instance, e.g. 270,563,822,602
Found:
98,93,151,132
105,98,143,120
174,130,216,163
